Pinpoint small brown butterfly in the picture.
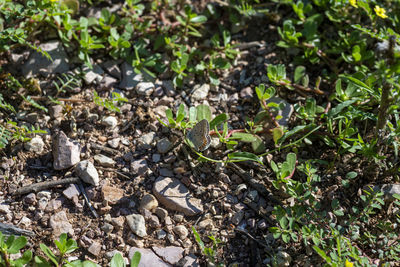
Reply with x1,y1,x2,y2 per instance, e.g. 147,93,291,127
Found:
187,119,211,151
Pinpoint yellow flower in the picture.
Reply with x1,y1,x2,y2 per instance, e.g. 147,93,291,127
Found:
349,0,357,8
345,259,354,267
374,5,388,19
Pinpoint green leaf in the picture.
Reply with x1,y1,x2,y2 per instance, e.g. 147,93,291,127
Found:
210,113,229,130
196,105,212,121
228,152,263,165
346,172,357,179
327,99,357,118
110,253,125,267
130,251,141,267
176,103,186,123
190,15,207,23
231,132,257,142
272,127,284,144
189,107,197,122
40,243,58,265
339,75,375,97
34,256,52,267
251,135,265,154
294,66,306,83
165,109,175,125
7,236,27,254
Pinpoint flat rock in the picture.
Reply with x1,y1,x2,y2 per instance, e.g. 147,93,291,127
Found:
52,131,80,170
179,254,199,267
21,40,70,77
101,185,124,204
88,241,102,256
128,248,171,267
130,159,148,176
63,184,80,200
139,194,158,211
24,136,45,154
152,246,184,265
136,82,155,96
49,211,73,237
153,176,203,216
83,64,104,85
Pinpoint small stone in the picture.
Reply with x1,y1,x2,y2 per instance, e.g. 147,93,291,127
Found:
75,160,99,186
162,80,176,96
23,193,37,205
157,138,173,154
240,87,253,100
198,219,214,230
102,60,121,79
179,254,199,267
159,168,173,177
25,136,45,154
63,184,80,200
138,132,156,149
173,214,184,223
136,82,155,96
173,225,188,239
276,251,292,267
101,222,114,234
156,229,167,239
191,84,210,101
45,198,63,212
107,138,120,149
88,241,102,256
49,105,64,119
111,216,125,230
102,116,118,129
102,185,124,204
247,190,259,202
126,214,147,237
94,154,115,167
52,131,80,170
155,207,168,221
153,176,203,216
49,211,73,237
130,159,148,176
152,154,161,163
139,194,158,211
231,210,245,225
83,65,104,85
147,214,161,228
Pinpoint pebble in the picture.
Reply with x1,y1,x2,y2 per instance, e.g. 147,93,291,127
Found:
157,138,173,154
52,131,80,170
101,185,124,204
152,154,161,163
126,214,147,237
139,194,158,211
94,154,115,167
136,82,155,96
23,193,37,205
49,211,73,236
130,159,148,176
173,225,188,239
138,132,156,149
156,229,167,239
24,136,45,154
75,160,99,186
191,84,210,101
49,105,64,119
88,241,102,256
102,116,118,129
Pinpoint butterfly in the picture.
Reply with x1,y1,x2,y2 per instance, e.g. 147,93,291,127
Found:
187,119,211,152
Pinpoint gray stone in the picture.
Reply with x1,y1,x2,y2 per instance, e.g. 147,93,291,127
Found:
49,211,73,236
276,251,292,267
128,248,171,267
101,75,118,88
45,198,63,212
136,82,155,96
62,184,80,200
119,62,142,90
153,176,203,216
152,154,161,163
240,87,253,100
159,168,173,177
156,229,167,239
157,138,173,154
75,160,99,186
25,136,45,154
173,225,188,239
88,241,101,256
49,105,64,119
23,193,37,205
139,194,158,211
102,60,121,79
126,214,147,237
102,116,118,129
198,219,214,230
162,80,176,96
155,207,168,221
152,246,184,265
138,132,156,149
231,210,244,225
191,84,210,101
21,40,70,77
83,64,104,85
179,254,199,267
101,222,114,234
131,159,148,176
108,138,120,149
265,97,294,126
52,131,80,170
94,154,115,167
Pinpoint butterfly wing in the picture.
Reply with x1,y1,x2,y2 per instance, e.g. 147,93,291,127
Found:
188,119,211,151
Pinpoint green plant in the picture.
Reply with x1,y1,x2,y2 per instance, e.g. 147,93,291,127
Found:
0,232,32,267
93,91,128,113
192,227,223,267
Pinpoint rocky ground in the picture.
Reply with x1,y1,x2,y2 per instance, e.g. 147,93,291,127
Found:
0,8,303,266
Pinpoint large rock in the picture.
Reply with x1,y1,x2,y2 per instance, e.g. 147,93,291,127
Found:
52,131,80,170
153,177,203,216
21,40,70,77
128,248,171,267
152,246,184,265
